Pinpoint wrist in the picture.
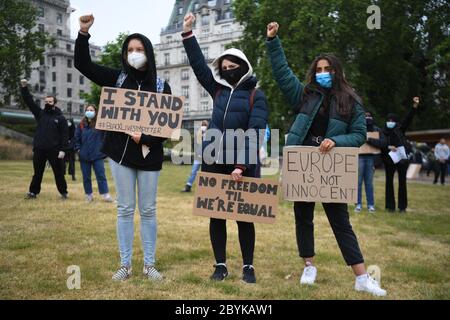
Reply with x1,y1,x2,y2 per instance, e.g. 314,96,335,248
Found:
79,29,89,35
182,30,193,38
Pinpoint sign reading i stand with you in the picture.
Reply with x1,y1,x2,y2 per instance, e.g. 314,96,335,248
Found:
96,87,184,140
282,146,359,203
193,172,279,224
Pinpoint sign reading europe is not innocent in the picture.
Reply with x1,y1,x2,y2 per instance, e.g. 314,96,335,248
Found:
282,146,359,203
96,87,184,139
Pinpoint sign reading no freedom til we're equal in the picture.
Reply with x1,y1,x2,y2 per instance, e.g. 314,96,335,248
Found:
282,146,359,203
96,87,184,139
193,172,279,224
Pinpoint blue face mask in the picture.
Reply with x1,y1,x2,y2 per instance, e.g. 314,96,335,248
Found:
316,72,333,88
386,121,396,129
85,111,95,119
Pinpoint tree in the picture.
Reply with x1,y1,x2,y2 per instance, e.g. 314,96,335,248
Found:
0,0,53,106
232,0,450,133
81,32,129,104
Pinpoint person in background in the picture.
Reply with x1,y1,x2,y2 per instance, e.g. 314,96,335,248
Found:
74,104,113,202
355,111,384,213
64,118,76,181
182,120,209,192
434,138,449,185
426,147,437,177
379,97,419,213
20,79,69,200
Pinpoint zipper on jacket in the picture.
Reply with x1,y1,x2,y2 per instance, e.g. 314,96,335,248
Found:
216,88,234,163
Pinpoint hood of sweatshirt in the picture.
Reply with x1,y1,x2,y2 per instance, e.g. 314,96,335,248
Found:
211,48,254,89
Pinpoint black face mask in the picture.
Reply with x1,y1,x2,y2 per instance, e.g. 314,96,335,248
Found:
366,117,374,127
221,67,244,86
44,103,55,110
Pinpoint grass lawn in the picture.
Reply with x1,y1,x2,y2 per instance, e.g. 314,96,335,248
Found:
0,160,449,300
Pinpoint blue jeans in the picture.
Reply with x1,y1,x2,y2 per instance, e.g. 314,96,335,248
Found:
109,159,160,267
186,160,201,186
357,155,375,207
80,159,109,195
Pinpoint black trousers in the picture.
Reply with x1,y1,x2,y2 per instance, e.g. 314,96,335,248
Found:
30,148,68,195
384,159,409,210
64,150,76,178
293,202,364,266
434,162,447,184
202,163,256,266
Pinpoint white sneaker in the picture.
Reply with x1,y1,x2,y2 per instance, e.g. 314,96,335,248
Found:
354,205,362,213
368,206,376,213
101,193,113,202
355,274,387,297
85,194,94,203
300,265,317,285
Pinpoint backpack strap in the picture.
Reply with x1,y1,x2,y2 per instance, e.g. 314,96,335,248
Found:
249,88,257,112
116,71,127,88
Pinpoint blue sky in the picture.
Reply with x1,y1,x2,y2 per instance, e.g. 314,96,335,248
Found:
69,0,175,47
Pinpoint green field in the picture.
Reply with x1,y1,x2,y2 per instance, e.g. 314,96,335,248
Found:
0,160,449,299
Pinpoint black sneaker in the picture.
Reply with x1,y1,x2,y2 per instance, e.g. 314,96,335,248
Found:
242,265,256,284
210,264,228,281
25,192,37,200
181,185,192,192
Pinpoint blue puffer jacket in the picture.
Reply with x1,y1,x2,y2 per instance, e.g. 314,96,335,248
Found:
183,35,269,176
74,121,106,162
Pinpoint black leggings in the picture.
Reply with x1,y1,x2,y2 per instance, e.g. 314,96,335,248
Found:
202,163,257,265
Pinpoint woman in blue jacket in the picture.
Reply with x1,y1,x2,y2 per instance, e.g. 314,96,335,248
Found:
266,22,386,296
75,104,113,203
182,13,268,284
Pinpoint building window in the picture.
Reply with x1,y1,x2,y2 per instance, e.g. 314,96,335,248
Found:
194,3,199,10
38,24,44,33
184,102,190,112
201,28,209,38
39,57,45,65
39,86,45,93
201,47,209,60
57,29,62,36
201,101,209,111
181,69,189,80
222,25,231,34
178,7,183,15
225,0,231,4
67,73,72,83
52,57,56,67
51,72,56,82
57,13,63,24
201,88,209,98
201,15,209,26
67,59,72,68
38,7,44,17
52,87,57,95
34,84,39,91
181,50,189,64
224,10,233,20
181,86,189,99
163,71,170,82
39,71,45,83
79,75,84,85
164,53,170,65
90,50,96,57
166,35,172,42
79,105,84,114
66,44,72,51
79,90,84,98
208,0,217,7
67,102,72,114
67,88,72,98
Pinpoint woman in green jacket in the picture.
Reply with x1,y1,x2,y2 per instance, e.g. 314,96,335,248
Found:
266,22,386,296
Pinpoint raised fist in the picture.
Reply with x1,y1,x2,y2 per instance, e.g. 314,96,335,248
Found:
183,13,195,33
20,79,28,87
79,14,94,33
267,22,279,38
413,96,420,109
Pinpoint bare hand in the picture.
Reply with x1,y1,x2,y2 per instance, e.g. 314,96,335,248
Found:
319,138,336,153
231,168,243,181
183,13,195,33
20,79,28,87
267,22,279,38
388,146,397,152
413,96,420,109
58,151,65,159
79,14,94,33
128,132,142,144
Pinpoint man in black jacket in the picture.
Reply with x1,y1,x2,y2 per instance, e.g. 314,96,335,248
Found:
20,79,69,199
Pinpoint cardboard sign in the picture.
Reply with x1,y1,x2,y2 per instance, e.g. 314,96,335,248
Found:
406,164,422,179
96,87,184,139
359,131,380,154
282,146,358,203
193,172,279,224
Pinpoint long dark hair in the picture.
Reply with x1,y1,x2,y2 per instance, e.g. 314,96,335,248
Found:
81,104,98,129
304,53,361,116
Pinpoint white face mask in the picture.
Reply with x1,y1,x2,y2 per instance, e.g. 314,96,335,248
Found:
127,51,147,69
201,126,207,132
